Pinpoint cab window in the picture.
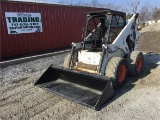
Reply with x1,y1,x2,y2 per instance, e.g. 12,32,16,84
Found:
118,16,125,27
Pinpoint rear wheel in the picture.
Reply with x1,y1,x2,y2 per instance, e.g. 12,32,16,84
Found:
127,51,144,76
105,57,128,88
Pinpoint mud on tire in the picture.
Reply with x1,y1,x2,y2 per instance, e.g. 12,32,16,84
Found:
127,51,144,76
105,57,128,88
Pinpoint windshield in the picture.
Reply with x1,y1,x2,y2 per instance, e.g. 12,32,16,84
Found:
85,15,109,41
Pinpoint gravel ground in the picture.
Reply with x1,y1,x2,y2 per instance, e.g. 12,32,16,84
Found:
0,51,160,120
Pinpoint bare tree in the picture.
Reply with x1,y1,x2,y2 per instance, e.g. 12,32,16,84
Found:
132,0,140,13
152,7,160,20
75,0,85,6
91,0,99,7
59,0,76,5
58,0,66,4
82,3,90,7
126,0,141,13
126,13,132,19
139,6,150,21
99,3,122,11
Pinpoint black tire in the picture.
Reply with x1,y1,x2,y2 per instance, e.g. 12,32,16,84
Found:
63,51,78,68
127,51,144,76
105,57,128,88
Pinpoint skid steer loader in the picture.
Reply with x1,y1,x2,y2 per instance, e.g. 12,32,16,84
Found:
35,10,144,110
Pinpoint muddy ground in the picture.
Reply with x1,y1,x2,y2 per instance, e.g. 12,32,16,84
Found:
0,30,160,119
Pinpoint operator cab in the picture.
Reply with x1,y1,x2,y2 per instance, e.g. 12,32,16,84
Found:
82,10,126,51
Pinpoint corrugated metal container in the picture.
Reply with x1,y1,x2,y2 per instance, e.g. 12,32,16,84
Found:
0,1,105,60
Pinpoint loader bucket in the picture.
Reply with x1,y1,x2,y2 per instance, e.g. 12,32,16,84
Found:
34,65,114,110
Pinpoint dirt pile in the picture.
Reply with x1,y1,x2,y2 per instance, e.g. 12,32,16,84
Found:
139,31,160,53
139,23,160,53
140,23,160,33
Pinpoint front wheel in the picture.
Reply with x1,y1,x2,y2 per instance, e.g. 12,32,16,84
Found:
105,57,128,89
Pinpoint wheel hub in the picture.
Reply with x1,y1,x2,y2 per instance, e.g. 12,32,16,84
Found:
118,65,126,83
137,58,143,71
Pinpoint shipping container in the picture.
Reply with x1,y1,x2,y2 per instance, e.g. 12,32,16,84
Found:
0,1,105,60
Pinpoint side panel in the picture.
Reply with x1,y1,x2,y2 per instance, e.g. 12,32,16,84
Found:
78,50,101,65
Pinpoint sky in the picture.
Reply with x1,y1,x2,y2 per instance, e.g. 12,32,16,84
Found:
47,0,160,7
11,0,160,12
12,0,160,6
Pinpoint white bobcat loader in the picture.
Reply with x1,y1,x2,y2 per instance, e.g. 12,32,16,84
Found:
35,10,143,110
